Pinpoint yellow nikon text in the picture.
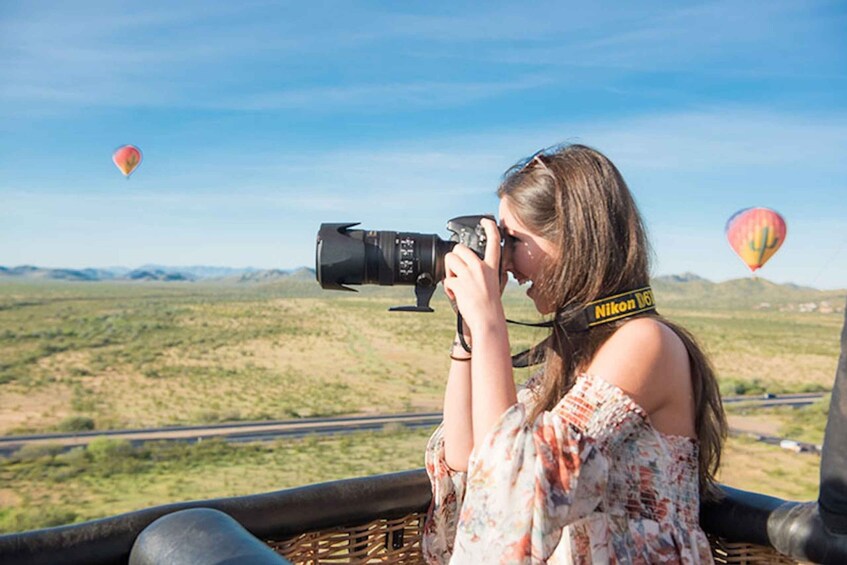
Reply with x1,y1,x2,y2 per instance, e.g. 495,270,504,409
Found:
594,289,654,320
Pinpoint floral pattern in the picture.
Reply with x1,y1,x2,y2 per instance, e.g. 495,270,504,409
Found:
423,373,714,564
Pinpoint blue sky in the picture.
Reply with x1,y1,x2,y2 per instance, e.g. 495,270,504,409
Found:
1,1,845,289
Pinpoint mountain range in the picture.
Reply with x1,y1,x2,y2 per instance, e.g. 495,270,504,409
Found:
1,265,844,310
0,265,315,282
650,272,845,310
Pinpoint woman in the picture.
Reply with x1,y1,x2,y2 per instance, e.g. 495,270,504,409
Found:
423,144,726,563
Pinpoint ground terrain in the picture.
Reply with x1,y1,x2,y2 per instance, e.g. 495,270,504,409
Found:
0,277,843,532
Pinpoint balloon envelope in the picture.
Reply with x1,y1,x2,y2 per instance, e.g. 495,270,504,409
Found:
113,145,142,177
725,207,786,272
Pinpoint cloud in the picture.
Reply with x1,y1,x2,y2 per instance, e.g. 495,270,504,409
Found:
479,0,844,75
21,105,847,189
586,110,847,172
4,0,842,115
205,74,555,112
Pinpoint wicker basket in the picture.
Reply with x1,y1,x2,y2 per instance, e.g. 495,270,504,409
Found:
708,534,806,564
269,513,803,564
269,513,425,564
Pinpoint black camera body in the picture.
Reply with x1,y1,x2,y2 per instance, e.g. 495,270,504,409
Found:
315,214,497,312
445,215,494,260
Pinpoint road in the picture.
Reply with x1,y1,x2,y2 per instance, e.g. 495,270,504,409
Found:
0,392,827,457
723,392,825,408
0,412,443,456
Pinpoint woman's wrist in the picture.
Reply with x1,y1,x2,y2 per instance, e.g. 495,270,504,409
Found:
466,309,507,338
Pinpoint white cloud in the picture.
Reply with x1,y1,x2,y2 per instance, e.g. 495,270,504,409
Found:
4,0,841,114
209,75,555,112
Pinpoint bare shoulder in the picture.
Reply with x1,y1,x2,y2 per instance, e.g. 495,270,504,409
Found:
584,317,691,414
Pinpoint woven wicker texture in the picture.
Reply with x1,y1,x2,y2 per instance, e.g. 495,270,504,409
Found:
270,514,805,564
708,534,806,564
269,513,425,564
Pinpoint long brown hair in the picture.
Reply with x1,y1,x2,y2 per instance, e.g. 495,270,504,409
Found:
498,144,726,499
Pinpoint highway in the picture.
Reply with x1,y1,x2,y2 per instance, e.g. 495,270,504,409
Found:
0,392,828,457
0,412,444,456
722,392,825,408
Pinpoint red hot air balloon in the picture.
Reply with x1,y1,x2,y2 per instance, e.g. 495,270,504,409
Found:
725,207,787,273
113,145,142,178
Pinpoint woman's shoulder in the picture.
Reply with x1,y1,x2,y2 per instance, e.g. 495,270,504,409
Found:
583,317,691,415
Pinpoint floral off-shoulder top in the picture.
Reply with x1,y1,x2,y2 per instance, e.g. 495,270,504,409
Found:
423,373,714,564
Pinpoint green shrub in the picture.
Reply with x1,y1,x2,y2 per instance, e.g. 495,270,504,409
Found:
83,438,148,477
12,443,64,463
799,382,831,393
57,416,95,432
719,378,767,396
86,437,134,461
55,446,89,467
70,385,98,412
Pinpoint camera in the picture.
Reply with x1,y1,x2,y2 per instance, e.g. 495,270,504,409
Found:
315,215,501,312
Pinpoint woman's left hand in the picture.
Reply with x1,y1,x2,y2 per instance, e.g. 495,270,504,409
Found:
442,218,506,333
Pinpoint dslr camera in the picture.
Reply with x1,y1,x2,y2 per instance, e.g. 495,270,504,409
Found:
315,215,503,312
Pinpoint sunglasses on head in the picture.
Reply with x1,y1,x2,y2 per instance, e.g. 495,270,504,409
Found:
515,144,561,173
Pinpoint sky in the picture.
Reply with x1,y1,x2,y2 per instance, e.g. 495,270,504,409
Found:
1,1,846,289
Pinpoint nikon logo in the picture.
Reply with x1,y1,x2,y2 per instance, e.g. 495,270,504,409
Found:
593,289,655,320
594,299,635,319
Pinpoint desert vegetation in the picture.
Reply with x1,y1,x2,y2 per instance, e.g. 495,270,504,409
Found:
0,277,843,532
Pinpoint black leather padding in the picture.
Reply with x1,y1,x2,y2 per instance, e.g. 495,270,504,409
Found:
769,501,847,564
819,298,847,534
128,508,290,565
701,488,847,564
700,485,784,547
0,468,431,565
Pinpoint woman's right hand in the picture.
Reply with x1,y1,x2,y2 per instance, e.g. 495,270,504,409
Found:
442,219,506,335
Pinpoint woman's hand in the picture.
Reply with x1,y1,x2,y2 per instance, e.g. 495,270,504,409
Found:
442,219,506,334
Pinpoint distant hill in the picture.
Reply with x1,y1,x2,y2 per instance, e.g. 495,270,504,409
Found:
654,272,711,284
135,265,262,279
0,265,314,283
652,274,845,311
126,269,196,282
0,266,120,281
231,268,315,283
1,266,843,312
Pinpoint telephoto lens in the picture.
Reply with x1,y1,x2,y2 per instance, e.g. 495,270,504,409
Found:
315,223,453,291
315,215,497,312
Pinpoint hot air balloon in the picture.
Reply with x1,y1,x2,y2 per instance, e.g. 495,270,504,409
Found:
725,207,786,273
113,145,142,178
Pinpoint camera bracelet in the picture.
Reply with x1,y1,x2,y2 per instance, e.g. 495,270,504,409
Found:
450,333,471,361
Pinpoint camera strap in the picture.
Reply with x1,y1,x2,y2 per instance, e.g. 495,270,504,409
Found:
508,286,658,368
